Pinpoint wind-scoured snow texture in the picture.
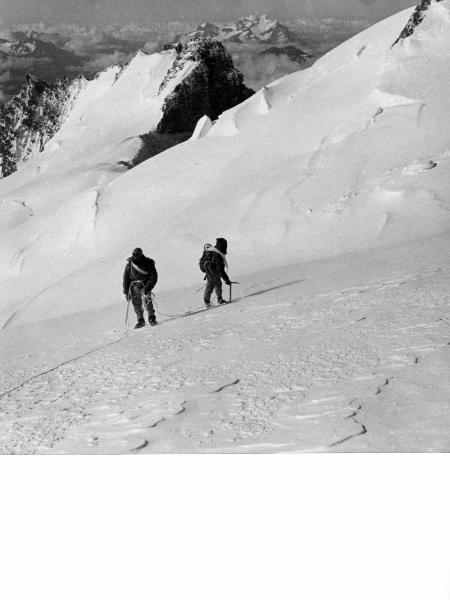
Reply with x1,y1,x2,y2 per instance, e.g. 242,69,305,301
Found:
157,39,254,134
1,2,450,331
0,236,449,454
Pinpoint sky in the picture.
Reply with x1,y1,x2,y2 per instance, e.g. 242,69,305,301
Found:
0,0,416,26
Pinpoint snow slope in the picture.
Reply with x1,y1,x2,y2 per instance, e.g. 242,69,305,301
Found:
0,2,450,454
0,234,449,453
1,3,450,328
0,48,197,327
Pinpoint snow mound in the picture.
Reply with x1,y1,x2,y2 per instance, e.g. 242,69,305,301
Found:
1,2,450,327
257,87,271,115
191,115,213,140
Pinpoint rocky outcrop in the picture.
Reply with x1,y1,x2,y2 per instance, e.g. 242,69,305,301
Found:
0,74,83,178
393,0,444,45
157,38,254,135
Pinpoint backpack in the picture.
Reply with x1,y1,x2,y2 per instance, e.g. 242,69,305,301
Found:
199,243,214,273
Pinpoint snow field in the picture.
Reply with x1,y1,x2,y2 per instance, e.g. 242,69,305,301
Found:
1,235,448,453
0,2,450,454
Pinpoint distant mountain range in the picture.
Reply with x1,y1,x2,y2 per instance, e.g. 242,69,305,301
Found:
0,31,84,97
0,30,143,99
173,14,306,45
0,31,82,63
0,16,311,101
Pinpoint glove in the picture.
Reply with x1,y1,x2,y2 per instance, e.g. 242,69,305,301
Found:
224,280,231,286
124,292,129,300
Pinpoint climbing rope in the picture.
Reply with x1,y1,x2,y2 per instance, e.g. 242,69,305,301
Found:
125,281,234,324
152,292,206,318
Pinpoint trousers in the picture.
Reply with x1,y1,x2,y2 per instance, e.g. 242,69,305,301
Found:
204,275,223,303
130,282,155,320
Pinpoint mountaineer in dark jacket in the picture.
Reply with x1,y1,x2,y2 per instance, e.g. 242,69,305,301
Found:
203,237,231,308
123,247,158,328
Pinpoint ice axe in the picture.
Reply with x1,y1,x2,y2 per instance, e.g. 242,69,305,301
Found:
229,281,240,303
125,291,131,328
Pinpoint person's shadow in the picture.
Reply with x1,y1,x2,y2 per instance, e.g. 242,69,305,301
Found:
243,278,305,299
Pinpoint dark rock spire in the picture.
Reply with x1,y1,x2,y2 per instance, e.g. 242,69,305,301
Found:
157,38,254,135
393,0,444,46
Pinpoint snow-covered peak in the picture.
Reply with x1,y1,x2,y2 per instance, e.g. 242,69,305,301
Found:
240,14,293,42
175,14,301,45
256,14,277,33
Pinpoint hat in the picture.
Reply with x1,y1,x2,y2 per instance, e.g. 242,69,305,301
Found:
132,247,143,256
215,238,227,254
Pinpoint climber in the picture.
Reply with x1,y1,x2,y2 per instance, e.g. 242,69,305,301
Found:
123,247,158,328
199,237,231,308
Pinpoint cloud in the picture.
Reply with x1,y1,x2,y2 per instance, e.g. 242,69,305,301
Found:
14,21,180,47
0,62,14,102
9,22,172,74
232,48,304,92
63,32,125,57
1,20,309,97
0,54,54,100
142,40,163,54
0,54,52,70
59,25,169,58
66,50,132,73
102,23,180,42
0,70,11,102
1,23,151,84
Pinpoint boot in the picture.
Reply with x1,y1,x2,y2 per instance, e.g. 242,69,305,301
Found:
134,318,145,329
149,316,157,326
205,302,211,308
217,299,227,305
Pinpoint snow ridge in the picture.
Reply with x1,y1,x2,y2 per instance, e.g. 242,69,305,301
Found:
393,0,444,45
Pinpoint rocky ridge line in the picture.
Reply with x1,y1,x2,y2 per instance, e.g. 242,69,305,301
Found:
393,0,444,45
